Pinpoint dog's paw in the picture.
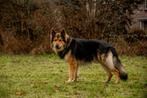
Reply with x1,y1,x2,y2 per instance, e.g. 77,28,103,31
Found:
115,80,120,84
103,80,110,84
65,79,75,84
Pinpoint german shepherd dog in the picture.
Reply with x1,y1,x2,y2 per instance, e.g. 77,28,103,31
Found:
50,30,128,83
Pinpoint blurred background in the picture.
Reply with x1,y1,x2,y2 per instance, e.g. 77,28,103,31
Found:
0,0,146,55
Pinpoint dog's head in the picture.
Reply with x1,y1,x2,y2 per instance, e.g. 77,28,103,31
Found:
50,29,70,53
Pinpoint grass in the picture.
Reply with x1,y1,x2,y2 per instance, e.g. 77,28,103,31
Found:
0,54,146,98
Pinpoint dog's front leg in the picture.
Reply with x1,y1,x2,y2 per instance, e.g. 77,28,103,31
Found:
64,50,78,83
66,57,78,83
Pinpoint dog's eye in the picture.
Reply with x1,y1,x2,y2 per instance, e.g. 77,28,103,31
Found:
59,39,62,41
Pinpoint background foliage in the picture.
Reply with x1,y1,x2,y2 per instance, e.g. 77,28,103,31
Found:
0,0,146,55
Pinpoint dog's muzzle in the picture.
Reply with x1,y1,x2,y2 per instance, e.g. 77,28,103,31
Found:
55,45,61,49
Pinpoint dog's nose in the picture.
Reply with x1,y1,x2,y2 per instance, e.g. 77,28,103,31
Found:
55,45,60,49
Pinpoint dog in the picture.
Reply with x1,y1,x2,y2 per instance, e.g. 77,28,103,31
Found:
50,29,128,83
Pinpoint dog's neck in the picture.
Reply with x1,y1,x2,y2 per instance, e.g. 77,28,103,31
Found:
57,37,73,58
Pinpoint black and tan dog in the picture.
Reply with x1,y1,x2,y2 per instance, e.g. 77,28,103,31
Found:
50,30,128,83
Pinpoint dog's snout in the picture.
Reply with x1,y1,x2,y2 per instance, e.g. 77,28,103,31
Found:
55,45,60,49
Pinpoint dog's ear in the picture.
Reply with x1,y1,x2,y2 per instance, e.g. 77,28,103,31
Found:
51,30,56,37
61,29,66,37
61,29,66,41
61,29,69,42
50,30,56,42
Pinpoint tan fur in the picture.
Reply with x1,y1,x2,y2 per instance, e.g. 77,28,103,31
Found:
64,50,120,83
97,51,120,83
51,33,66,53
64,50,78,83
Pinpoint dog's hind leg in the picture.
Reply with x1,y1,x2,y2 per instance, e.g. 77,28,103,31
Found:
111,48,128,82
112,69,120,83
97,53,113,83
102,65,113,83
104,51,120,83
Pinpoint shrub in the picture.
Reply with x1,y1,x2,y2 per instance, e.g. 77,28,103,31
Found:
126,28,146,43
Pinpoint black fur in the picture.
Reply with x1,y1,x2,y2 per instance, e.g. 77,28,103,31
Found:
58,38,115,61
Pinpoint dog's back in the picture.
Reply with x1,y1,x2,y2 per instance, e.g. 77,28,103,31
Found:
68,38,113,61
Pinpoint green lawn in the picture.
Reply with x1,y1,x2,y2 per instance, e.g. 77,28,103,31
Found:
0,54,146,98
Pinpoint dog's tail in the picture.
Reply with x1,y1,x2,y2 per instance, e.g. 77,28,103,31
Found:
119,65,128,81
111,47,128,81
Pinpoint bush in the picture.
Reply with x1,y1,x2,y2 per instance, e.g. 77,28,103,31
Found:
126,28,146,43
0,0,146,55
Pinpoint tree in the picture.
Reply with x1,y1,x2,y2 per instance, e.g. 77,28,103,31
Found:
0,0,145,54
60,0,143,39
